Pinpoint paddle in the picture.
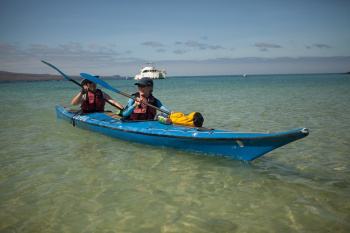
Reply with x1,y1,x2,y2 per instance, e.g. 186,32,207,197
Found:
41,60,122,110
80,73,171,115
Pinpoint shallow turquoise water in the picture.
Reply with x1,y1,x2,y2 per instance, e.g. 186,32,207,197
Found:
0,74,349,232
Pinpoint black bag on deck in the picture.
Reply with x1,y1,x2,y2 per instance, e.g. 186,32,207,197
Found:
193,112,204,127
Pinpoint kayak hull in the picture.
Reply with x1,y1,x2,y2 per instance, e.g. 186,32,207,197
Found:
56,106,309,161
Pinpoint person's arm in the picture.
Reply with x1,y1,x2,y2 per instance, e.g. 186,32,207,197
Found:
71,92,84,106
72,84,88,106
121,97,140,117
104,93,124,110
155,99,173,116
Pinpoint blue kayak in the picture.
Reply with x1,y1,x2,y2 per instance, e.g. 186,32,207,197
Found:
56,106,309,161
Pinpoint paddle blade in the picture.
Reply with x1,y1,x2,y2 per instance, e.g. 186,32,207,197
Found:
80,73,120,93
41,60,73,81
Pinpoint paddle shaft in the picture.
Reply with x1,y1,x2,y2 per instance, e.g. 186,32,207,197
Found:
41,60,122,110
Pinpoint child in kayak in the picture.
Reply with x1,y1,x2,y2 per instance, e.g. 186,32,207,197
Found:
71,76,124,113
122,77,173,120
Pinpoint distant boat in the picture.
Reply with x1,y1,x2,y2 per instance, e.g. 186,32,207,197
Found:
243,74,247,77
134,62,166,80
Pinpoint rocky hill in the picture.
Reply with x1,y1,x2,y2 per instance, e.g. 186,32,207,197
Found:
0,71,121,82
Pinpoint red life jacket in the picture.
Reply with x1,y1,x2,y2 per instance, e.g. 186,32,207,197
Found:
81,89,105,112
129,92,157,120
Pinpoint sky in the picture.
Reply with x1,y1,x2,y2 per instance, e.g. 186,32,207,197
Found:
1,0,350,76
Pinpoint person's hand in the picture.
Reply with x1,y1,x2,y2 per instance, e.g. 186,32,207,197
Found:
133,97,141,108
80,85,88,94
133,101,141,108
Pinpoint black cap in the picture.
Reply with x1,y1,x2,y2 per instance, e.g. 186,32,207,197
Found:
134,77,153,87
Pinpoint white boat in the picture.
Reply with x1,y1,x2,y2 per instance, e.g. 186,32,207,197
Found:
134,62,166,80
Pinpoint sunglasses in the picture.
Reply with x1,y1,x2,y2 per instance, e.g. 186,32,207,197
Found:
138,84,147,88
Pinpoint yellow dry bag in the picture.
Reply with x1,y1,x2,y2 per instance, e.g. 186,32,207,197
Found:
170,112,204,127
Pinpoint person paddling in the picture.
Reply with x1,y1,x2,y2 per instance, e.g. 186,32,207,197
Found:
122,77,173,120
71,76,124,113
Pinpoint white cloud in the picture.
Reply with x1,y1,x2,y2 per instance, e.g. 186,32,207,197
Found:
1,41,349,76
306,44,332,49
254,43,283,52
173,49,186,54
141,41,164,47
254,43,282,48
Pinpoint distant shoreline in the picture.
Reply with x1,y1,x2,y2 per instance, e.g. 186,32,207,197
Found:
0,71,123,82
1,70,349,82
